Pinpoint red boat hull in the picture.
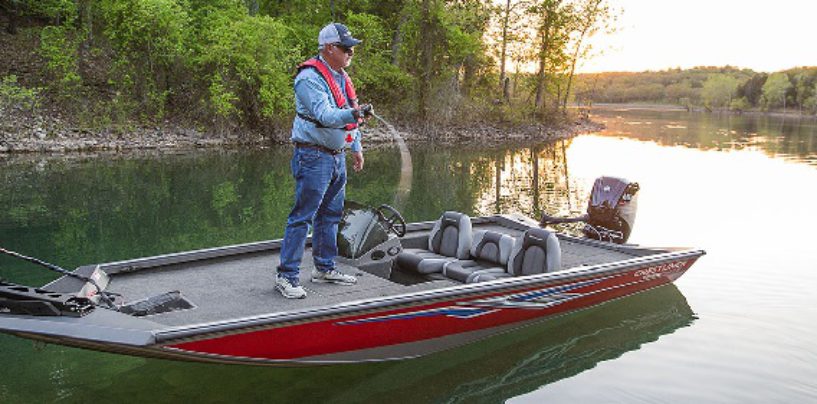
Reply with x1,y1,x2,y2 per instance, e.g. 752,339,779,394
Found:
165,257,698,364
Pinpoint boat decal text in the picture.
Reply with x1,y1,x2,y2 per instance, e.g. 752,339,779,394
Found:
634,260,688,281
336,279,603,326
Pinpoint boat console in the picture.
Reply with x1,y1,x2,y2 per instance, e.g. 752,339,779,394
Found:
336,200,407,278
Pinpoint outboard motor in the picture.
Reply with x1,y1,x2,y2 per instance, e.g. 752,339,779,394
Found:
540,176,639,244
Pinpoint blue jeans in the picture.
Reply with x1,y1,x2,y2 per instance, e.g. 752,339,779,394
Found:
277,146,346,285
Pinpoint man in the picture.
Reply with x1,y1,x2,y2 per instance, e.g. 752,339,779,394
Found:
275,22,371,299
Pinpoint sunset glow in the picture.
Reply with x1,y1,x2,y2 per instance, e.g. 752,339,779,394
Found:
579,0,817,73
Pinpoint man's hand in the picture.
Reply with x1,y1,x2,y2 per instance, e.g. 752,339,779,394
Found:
352,151,365,172
352,104,374,122
360,104,373,118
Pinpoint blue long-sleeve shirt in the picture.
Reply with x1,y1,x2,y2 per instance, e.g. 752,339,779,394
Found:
291,56,362,152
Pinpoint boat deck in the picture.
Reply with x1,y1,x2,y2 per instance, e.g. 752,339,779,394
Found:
109,249,459,327
105,221,648,328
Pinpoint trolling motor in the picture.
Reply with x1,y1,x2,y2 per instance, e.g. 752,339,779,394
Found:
540,176,640,244
0,247,191,317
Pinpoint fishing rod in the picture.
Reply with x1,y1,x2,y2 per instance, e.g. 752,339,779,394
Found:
0,247,118,308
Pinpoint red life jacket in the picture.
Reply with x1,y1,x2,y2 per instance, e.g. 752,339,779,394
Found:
297,57,360,134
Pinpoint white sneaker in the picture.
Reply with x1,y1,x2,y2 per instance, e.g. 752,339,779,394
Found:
276,276,306,299
311,268,357,285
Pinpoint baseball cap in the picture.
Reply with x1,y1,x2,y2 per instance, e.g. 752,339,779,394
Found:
318,23,362,48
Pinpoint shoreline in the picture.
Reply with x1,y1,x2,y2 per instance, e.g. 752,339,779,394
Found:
0,104,603,156
589,102,817,119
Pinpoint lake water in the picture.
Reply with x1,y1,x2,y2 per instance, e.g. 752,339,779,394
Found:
1,107,816,403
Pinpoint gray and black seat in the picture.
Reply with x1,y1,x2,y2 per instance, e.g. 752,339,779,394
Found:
442,230,514,283
395,211,472,274
469,228,561,283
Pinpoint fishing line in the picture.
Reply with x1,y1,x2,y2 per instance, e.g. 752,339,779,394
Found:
367,112,412,206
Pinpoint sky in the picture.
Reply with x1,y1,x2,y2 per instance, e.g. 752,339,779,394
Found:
578,0,817,73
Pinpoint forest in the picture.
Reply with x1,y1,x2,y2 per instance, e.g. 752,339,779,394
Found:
0,0,615,137
574,66,817,114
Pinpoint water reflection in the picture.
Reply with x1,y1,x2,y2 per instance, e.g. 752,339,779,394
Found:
364,285,695,404
406,141,588,220
591,106,817,166
0,149,401,285
0,285,693,403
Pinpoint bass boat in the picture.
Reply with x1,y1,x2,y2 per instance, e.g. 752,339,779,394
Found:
0,177,704,365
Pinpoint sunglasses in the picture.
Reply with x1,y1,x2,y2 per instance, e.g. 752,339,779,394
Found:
333,44,354,56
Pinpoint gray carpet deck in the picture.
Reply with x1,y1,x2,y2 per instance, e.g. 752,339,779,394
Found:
110,250,459,327
108,223,648,328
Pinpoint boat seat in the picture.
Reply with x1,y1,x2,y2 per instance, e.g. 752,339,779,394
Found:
470,228,561,283
442,230,514,283
395,211,472,274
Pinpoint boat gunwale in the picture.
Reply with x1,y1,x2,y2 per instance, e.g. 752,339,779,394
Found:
152,247,704,343
36,214,704,345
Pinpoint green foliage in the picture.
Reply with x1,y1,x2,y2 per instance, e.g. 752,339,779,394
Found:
101,0,192,118
12,0,634,132
345,12,411,106
729,97,750,112
701,75,738,109
0,75,40,111
19,0,77,23
736,73,767,106
38,25,82,98
807,82,817,113
196,14,301,121
762,72,792,109
574,67,817,114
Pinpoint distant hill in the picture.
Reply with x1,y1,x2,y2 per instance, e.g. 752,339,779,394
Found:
573,66,817,114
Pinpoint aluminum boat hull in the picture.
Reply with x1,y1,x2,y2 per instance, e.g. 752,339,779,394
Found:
0,214,704,365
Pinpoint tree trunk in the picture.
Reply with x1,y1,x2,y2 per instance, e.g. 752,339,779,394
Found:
562,42,581,110
391,13,408,66
534,19,551,114
562,0,601,110
246,0,259,16
463,56,476,96
499,0,511,90
417,0,434,122
2,0,20,35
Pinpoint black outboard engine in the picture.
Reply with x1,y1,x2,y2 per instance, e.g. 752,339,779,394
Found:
583,176,639,243
540,176,639,244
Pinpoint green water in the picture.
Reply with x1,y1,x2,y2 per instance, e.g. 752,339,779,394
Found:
1,107,816,402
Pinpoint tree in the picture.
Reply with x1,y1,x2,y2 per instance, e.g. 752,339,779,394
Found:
762,72,792,111
496,0,529,94
729,97,750,113
665,80,695,105
701,74,738,110
101,0,192,117
530,0,570,114
806,82,817,114
735,73,767,107
561,0,613,110
793,70,817,114
0,0,21,34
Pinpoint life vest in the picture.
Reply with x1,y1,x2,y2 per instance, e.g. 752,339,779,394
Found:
296,57,360,135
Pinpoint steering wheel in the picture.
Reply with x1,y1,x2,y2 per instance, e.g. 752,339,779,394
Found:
376,204,407,237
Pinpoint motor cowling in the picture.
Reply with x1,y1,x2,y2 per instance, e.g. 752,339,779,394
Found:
582,176,639,243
